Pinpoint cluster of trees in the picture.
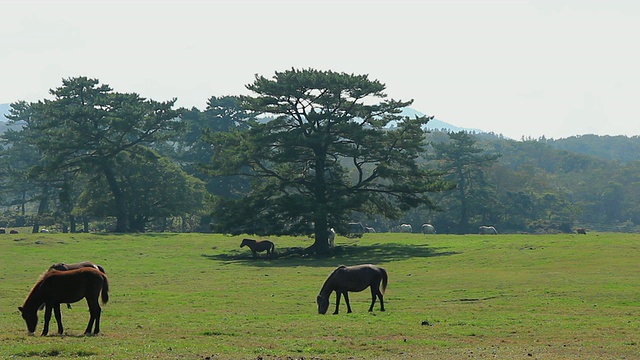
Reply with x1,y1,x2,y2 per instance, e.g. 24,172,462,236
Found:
0,70,457,251
409,132,640,234
2,69,639,245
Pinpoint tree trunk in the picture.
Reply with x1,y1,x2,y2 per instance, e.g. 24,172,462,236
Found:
32,184,49,234
101,164,128,232
456,166,469,233
308,146,329,253
21,190,26,215
69,214,77,233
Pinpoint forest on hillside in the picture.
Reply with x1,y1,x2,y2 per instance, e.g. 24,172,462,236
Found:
1,74,640,236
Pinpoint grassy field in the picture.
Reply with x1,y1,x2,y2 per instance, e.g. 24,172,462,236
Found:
0,232,637,359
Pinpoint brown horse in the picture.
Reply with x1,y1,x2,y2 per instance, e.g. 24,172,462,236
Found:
316,264,388,315
48,261,106,309
18,267,109,336
240,238,275,259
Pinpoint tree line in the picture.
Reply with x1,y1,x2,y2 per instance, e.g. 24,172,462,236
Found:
1,70,639,246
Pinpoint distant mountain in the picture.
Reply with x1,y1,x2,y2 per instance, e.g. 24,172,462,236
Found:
0,103,10,122
400,108,484,134
0,103,13,133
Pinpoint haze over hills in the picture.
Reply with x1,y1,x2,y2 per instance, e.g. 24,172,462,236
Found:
0,102,483,134
400,108,484,134
0,103,13,133
0,103,10,121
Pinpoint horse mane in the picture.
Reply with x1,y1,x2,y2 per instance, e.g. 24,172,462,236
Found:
22,273,48,309
318,265,347,296
328,265,347,278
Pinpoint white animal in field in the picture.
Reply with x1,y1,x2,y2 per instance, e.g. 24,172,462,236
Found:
422,224,436,234
399,223,413,233
328,228,336,247
479,225,498,235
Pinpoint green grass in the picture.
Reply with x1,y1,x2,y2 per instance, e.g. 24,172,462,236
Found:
1,232,638,359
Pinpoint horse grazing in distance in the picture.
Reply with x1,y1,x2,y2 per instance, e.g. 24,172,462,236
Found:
240,238,275,259
316,264,388,315
576,228,587,234
422,223,436,234
328,228,336,247
399,223,413,233
49,261,106,274
18,267,109,336
479,225,498,234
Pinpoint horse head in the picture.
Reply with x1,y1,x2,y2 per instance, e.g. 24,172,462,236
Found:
240,238,255,248
18,306,38,334
316,295,330,315
49,263,67,271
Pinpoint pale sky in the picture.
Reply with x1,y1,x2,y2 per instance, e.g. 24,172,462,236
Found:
1,0,639,139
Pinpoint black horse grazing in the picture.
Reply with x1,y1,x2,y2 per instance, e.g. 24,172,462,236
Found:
19,267,109,336
316,264,388,315
240,238,275,259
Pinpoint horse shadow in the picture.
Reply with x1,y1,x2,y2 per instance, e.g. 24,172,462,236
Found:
201,242,459,268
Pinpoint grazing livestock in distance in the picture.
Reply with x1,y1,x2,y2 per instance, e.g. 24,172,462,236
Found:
240,238,275,259
328,228,336,247
316,264,388,315
9,229,18,234
576,228,587,234
422,224,436,234
347,222,365,238
479,225,498,235
399,223,413,233
49,261,106,274
18,267,109,336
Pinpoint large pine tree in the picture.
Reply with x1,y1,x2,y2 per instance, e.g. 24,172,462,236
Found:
203,68,453,253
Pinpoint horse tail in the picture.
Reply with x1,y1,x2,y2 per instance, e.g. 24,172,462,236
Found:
380,268,388,294
101,274,110,305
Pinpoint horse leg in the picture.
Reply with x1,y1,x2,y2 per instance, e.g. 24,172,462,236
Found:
85,299,102,335
92,304,102,334
252,250,257,259
53,303,64,334
333,292,342,314
42,304,52,336
343,292,353,313
373,287,385,312
368,287,378,312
